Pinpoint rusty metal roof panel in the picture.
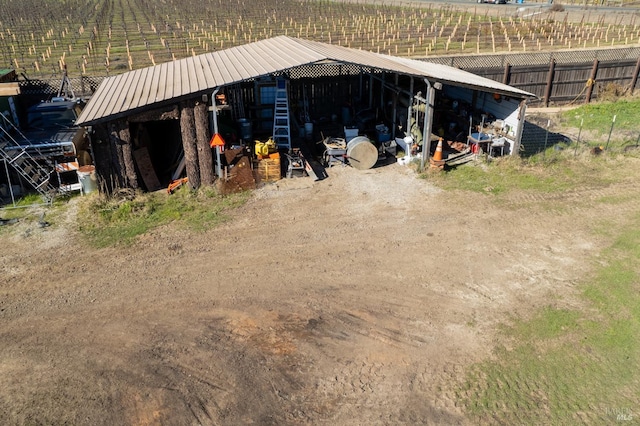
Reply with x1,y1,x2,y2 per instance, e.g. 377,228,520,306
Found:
76,36,533,126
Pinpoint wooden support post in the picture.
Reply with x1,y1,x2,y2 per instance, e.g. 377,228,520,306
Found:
180,100,201,189
108,122,126,189
544,59,556,108
502,63,511,86
110,119,138,189
194,100,214,186
585,59,599,104
120,126,138,190
629,56,640,94
513,99,527,156
93,123,118,193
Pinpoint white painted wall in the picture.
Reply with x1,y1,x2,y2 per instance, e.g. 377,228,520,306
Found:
442,85,524,154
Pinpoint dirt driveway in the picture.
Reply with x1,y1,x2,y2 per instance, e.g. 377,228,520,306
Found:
0,154,634,424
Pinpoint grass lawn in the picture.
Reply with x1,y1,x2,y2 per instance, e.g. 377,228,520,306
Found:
430,99,640,423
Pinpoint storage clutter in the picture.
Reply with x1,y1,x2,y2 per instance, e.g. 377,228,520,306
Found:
255,152,281,182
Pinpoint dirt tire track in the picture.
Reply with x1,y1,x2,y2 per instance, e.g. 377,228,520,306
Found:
1,159,638,424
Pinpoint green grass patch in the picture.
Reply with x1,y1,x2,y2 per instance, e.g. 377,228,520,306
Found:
425,139,639,197
426,155,594,195
77,186,249,248
508,306,581,340
1,193,46,213
0,193,69,233
461,214,640,424
561,98,640,134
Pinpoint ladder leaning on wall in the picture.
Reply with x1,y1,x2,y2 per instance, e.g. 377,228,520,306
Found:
272,78,291,151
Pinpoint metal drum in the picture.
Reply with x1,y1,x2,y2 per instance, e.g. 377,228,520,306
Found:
238,118,253,140
346,136,378,170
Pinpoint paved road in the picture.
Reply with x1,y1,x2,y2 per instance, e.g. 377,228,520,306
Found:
412,0,635,11
364,0,639,24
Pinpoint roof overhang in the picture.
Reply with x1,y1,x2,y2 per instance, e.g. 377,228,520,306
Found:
76,36,535,127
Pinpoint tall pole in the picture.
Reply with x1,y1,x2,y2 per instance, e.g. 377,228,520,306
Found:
212,88,223,179
406,77,414,149
544,59,555,108
543,119,551,159
574,118,583,158
420,79,436,171
585,59,599,104
605,114,616,151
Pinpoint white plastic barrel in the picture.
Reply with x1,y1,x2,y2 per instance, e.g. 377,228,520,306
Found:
77,165,98,194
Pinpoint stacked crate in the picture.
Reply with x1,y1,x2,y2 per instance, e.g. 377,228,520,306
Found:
256,153,281,182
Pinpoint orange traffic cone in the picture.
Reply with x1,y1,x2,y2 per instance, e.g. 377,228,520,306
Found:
433,138,443,161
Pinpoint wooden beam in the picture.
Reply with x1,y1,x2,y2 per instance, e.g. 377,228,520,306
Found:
128,104,180,122
0,82,20,96
133,147,162,191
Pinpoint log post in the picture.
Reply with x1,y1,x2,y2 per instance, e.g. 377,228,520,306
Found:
180,100,201,189
194,100,214,186
544,59,556,108
108,121,126,189
585,59,599,104
111,119,138,189
92,123,120,194
109,120,138,189
628,56,640,94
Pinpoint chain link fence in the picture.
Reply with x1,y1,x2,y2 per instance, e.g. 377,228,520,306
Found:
521,108,640,157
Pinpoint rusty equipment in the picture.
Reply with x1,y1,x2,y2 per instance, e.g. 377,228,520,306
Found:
167,177,188,194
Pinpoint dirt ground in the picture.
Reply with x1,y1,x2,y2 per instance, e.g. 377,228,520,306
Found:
3,135,639,424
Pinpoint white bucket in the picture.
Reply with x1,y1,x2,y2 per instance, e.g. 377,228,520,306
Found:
77,165,98,194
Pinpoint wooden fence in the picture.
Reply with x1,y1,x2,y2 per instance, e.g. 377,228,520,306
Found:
17,46,640,108
424,46,640,106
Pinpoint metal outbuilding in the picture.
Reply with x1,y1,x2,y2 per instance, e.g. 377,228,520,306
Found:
75,36,535,194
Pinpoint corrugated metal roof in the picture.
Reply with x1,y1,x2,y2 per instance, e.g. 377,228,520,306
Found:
389,55,534,97
76,36,534,126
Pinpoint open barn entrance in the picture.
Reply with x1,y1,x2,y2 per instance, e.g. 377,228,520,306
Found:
132,119,182,188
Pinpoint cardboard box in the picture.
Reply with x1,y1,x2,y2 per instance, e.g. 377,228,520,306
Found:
256,157,281,182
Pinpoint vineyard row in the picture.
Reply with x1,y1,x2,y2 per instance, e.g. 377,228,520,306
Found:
0,0,637,78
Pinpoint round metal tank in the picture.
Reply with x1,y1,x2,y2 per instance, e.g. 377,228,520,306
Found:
346,136,378,170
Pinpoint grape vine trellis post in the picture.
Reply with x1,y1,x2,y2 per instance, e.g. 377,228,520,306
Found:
0,0,636,78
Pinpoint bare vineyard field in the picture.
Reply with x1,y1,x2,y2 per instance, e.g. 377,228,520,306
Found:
0,0,639,79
